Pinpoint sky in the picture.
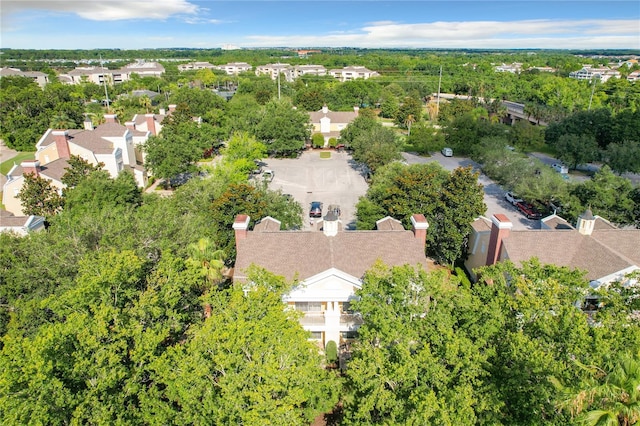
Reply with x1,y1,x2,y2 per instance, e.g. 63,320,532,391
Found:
1,0,639,50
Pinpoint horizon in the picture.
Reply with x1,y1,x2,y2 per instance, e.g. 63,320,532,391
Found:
1,1,639,51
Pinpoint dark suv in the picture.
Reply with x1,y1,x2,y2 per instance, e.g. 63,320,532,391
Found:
309,201,323,218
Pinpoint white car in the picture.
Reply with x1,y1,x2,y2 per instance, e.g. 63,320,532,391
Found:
505,191,523,205
552,163,568,174
441,147,453,157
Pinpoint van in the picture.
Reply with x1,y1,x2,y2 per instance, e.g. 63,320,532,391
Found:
441,147,453,157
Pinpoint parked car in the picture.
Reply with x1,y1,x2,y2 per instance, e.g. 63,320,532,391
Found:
504,191,523,206
262,170,274,182
309,201,323,218
441,147,453,157
552,163,568,174
515,201,543,220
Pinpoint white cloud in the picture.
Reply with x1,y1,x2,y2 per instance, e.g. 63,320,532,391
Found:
243,19,640,49
2,0,199,21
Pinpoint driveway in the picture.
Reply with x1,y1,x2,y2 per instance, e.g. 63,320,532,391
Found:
262,150,369,230
0,140,18,190
402,152,539,230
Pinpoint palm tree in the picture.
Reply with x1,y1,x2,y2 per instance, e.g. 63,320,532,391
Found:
49,113,75,130
186,237,226,289
139,95,152,113
404,114,415,136
554,352,640,425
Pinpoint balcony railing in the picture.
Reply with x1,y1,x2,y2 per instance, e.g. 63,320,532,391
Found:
299,313,325,326
340,313,363,326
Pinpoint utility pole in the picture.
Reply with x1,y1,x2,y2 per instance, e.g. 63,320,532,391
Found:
100,55,110,111
277,69,281,100
436,65,443,119
588,77,597,111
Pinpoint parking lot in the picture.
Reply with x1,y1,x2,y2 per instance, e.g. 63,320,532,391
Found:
262,149,539,232
263,150,369,230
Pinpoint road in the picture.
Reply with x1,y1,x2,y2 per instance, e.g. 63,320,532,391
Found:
402,152,539,230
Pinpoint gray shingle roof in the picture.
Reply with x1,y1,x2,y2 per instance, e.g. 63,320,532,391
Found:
234,228,429,282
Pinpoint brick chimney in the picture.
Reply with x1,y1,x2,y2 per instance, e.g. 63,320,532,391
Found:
168,104,177,114
145,114,157,135
410,214,429,248
125,121,136,132
233,215,250,250
104,114,118,124
52,130,71,159
21,160,40,177
486,214,513,266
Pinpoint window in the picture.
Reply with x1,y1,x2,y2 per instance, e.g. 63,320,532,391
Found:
309,331,323,340
295,302,322,312
341,331,358,339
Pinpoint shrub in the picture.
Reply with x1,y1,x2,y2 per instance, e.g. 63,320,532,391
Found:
325,340,338,364
328,137,337,148
312,133,325,148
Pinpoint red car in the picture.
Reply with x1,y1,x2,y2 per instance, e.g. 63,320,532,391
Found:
516,201,543,220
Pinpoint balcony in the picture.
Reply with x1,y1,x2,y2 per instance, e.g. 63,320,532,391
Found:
340,313,363,327
299,313,325,326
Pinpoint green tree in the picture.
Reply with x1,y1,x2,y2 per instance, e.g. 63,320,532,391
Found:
148,267,339,425
253,99,311,157
343,264,502,425
356,162,485,264
339,109,378,148
571,165,637,226
351,125,400,173
604,140,640,174
395,96,422,129
60,155,104,190
554,133,600,170
312,133,325,148
17,173,64,217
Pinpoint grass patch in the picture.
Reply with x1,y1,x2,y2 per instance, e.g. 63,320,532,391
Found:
1,152,36,175
319,151,331,159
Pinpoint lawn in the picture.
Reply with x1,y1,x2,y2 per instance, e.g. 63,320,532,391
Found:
1,152,35,175
319,151,331,159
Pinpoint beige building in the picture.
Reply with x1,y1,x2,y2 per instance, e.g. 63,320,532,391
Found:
2,115,150,215
465,212,640,288
0,67,50,87
308,105,359,144
217,62,253,75
233,213,431,347
329,66,379,82
60,61,164,85
0,211,46,236
255,63,294,81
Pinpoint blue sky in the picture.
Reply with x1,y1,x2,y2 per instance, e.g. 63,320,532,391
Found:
2,1,639,50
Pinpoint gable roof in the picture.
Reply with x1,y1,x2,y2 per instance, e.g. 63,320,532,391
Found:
234,226,429,282
501,230,635,281
308,108,358,124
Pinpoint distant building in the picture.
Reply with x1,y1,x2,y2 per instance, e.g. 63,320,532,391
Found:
217,62,253,75
494,63,522,73
177,61,217,71
569,66,621,82
293,65,327,78
59,61,164,85
255,63,294,81
0,67,50,87
329,66,379,82
627,70,640,83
